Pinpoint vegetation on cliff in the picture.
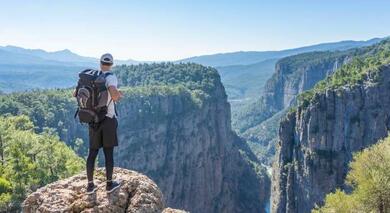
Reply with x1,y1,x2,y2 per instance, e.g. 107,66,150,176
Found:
299,39,390,108
0,89,89,155
313,136,390,213
115,63,221,95
0,115,84,211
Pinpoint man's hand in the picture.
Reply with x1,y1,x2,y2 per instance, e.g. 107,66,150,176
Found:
73,89,77,97
108,86,123,102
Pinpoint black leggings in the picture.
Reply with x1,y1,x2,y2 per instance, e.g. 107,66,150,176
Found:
86,147,114,182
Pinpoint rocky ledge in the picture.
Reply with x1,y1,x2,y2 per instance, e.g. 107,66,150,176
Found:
23,167,185,213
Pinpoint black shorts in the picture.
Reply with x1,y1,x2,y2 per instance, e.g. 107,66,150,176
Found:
89,117,118,149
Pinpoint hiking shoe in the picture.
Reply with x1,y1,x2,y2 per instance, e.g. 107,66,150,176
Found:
106,180,121,193
86,182,97,194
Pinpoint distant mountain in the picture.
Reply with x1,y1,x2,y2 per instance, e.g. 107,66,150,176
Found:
116,58,140,65
0,49,63,65
178,38,383,67
217,58,277,99
0,46,140,92
0,45,139,66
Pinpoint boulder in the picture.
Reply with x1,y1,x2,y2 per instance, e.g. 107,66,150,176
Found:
23,168,166,213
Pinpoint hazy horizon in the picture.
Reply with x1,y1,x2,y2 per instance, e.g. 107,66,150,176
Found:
0,36,384,62
1,0,390,61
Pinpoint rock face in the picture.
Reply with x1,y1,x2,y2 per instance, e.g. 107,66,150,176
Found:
237,51,352,131
115,78,269,212
271,64,390,212
263,52,351,111
235,51,353,165
23,168,166,213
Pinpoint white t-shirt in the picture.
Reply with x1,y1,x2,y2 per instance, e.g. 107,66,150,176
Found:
103,71,118,118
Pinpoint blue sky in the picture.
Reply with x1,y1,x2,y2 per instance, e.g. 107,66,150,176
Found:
0,0,389,61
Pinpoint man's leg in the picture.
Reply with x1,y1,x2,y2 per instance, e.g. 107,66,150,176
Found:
86,148,99,182
102,117,120,192
86,148,99,194
103,147,120,192
102,147,114,181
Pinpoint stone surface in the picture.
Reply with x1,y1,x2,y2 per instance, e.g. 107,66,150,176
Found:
272,64,390,213
162,207,189,213
23,168,164,213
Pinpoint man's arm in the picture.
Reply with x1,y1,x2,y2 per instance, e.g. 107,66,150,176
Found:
108,86,123,101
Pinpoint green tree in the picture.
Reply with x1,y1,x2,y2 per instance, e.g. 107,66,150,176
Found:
0,115,84,211
313,136,390,213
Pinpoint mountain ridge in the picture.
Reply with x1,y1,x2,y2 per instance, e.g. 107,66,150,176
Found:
0,45,139,66
0,37,384,69
178,38,383,67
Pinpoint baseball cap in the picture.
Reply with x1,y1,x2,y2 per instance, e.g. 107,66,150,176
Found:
100,53,114,64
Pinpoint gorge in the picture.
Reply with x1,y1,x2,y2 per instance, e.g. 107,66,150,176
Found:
272,40,390,212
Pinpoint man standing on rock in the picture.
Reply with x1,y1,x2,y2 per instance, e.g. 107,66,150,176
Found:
84,53,123,194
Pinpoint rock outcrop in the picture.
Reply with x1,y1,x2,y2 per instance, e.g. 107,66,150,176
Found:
23,168,185,213
271,64,390,212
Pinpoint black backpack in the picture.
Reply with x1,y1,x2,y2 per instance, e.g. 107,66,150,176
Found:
74,69,112,124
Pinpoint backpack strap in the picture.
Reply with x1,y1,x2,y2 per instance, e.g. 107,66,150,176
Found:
114,102,118,117
74,108,79,119
103,72,118,117
103,72,113,78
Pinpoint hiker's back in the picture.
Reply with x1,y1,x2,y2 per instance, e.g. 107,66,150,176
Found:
75,69,112,124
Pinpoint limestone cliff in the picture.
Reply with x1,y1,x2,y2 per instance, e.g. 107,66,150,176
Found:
234,51,354,133
115,74,269,212
23,168,185,213
235,51,354,165
271,63,390,212
263,52,352,111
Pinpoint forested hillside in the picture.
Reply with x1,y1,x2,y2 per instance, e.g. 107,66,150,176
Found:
0,89,87,155
0,65,82,93
0,116,83,212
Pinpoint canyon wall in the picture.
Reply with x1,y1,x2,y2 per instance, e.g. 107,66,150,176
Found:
272,64,390,212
